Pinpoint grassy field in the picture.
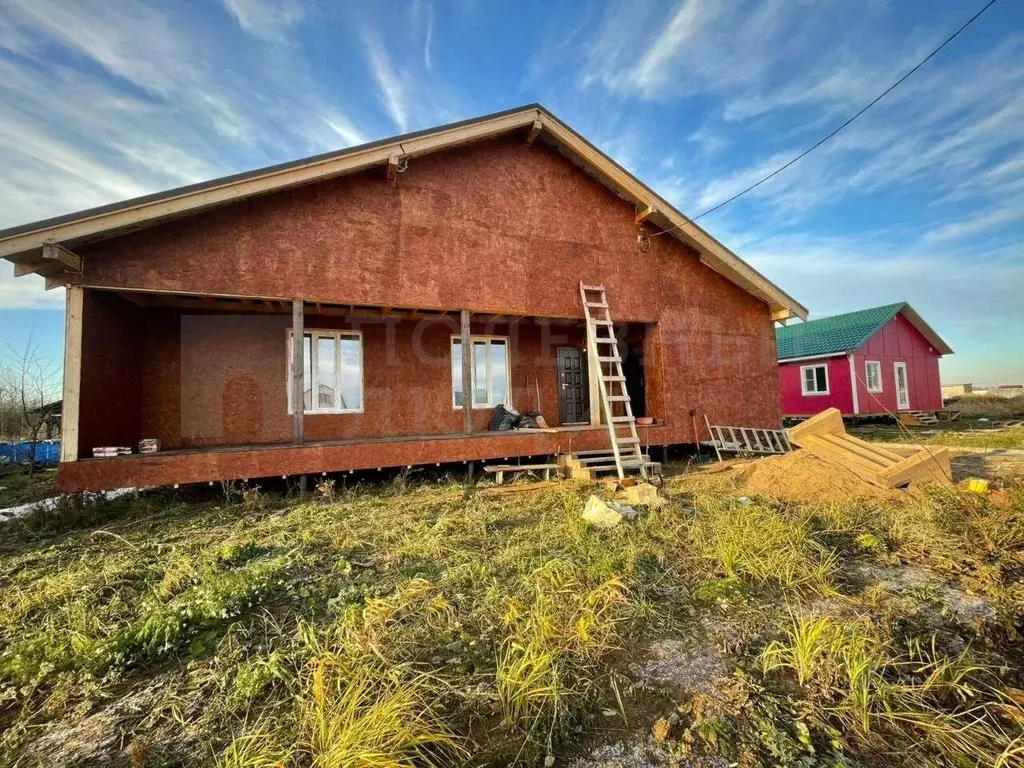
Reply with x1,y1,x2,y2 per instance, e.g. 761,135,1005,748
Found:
0,468,58,509
2,468,1024,767
852,424,1024,451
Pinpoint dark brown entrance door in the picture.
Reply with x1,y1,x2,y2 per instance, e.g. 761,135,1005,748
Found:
557,347,590,425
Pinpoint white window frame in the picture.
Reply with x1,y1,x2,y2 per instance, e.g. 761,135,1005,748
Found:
864,360,883,393
287,329,364,414
451,335,512,410
800,363,830,396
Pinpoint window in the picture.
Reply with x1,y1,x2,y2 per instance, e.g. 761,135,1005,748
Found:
800,364,829,395
864,361,882,393
288,330,363,413
452,336,510,408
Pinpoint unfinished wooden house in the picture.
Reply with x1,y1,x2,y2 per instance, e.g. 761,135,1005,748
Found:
0,105,806,491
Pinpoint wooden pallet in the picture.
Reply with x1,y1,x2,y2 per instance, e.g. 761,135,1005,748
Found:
787,408,951,488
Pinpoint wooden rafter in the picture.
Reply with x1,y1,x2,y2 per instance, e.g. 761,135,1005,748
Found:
634,204,654,225
526,119,543,146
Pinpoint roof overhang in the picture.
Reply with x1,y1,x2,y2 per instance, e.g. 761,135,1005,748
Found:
0,103,807,320
900,304,953,355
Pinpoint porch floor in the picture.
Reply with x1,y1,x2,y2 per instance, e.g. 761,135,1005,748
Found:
61,424,668,492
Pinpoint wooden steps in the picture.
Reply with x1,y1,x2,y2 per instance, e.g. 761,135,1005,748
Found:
899,410,940,426
787,408,951,488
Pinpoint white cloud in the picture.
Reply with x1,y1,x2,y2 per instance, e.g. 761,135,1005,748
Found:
364,34,413,133
0,263,64,310
322,114,369,148
219,0,305,43
922,199,1024,245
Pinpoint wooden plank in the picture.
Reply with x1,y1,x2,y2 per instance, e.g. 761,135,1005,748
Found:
461,310,473,435
43,243,82,271
292,300,304,445
786,407,845,447
634,204,654,225
60,285,84,463
878,447,952,488
840,433,905,464
386,154,400,181
800,437,887,488
820,433,891,467
525,119,543,146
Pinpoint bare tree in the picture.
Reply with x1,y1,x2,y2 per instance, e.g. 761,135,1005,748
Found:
3,332,61,476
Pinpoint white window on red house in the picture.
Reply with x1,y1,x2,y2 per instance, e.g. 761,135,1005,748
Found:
288,329,363,413
452,336,510,408
801,364,829,395
865,361,882,393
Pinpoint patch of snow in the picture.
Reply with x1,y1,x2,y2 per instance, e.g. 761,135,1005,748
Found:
0,488,137,524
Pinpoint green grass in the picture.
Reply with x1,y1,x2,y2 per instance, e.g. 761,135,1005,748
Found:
1,469,1023,766
0,468,57,509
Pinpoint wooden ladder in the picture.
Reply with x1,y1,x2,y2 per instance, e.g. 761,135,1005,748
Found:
579,282,647,480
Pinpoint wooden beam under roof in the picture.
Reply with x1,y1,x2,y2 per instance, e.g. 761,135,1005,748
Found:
386,154,400,181
43,243,82,271
634,204,654,225
526,119,543,146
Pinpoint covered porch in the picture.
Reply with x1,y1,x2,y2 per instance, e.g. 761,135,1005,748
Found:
58,286,664,490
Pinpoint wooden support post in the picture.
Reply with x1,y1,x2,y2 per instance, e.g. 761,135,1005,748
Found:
461,309,473,434
60,285,83,463
292,299,304,445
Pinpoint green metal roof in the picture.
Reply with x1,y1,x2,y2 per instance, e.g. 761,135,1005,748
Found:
775,302,907,361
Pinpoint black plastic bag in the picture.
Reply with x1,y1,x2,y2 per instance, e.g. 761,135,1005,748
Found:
517,411,541,429
488,404,520,431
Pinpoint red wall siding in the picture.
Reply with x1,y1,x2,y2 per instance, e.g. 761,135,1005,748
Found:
778,355,853,416
852,313,942,413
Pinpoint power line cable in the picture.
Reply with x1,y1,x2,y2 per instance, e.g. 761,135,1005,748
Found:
650,0,999,237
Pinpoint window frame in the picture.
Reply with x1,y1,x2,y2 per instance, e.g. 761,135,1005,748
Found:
287,328,364,415
451,334,512,410
800,363,830,396
864,360,883,393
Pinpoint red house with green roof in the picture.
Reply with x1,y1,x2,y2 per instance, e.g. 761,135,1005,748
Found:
776,303,952,418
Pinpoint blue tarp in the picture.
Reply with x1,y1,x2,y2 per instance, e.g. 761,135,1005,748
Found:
0,441,60,467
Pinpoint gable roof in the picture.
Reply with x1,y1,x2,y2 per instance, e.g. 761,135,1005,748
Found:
0,104,806,320
776,302,953,361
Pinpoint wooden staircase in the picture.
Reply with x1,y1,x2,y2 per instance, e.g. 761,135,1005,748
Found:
788,408,951,488
899,410,940,427
579,282,647,480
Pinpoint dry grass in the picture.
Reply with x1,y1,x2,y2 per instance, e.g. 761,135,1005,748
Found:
0,466,1022,766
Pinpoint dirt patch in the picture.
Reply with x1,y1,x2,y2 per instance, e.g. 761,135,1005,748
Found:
733,451,904,504
628,638,727,698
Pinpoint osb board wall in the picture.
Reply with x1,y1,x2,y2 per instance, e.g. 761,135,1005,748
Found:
77,135,782,437
78,290,143,455
104,302,603,450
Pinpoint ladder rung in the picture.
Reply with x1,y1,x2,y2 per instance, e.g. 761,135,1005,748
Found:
581,283,605,292
584,301,607,308
611,416,634,423
606,395,630,402
597,356,620,363
594,336,617,343
602,375,626,382
616,437,640,444
592,319,613,325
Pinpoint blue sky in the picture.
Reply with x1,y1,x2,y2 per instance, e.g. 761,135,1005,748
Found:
1,0,1022,386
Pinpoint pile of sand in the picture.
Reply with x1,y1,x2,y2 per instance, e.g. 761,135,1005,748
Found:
733,450,904,504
